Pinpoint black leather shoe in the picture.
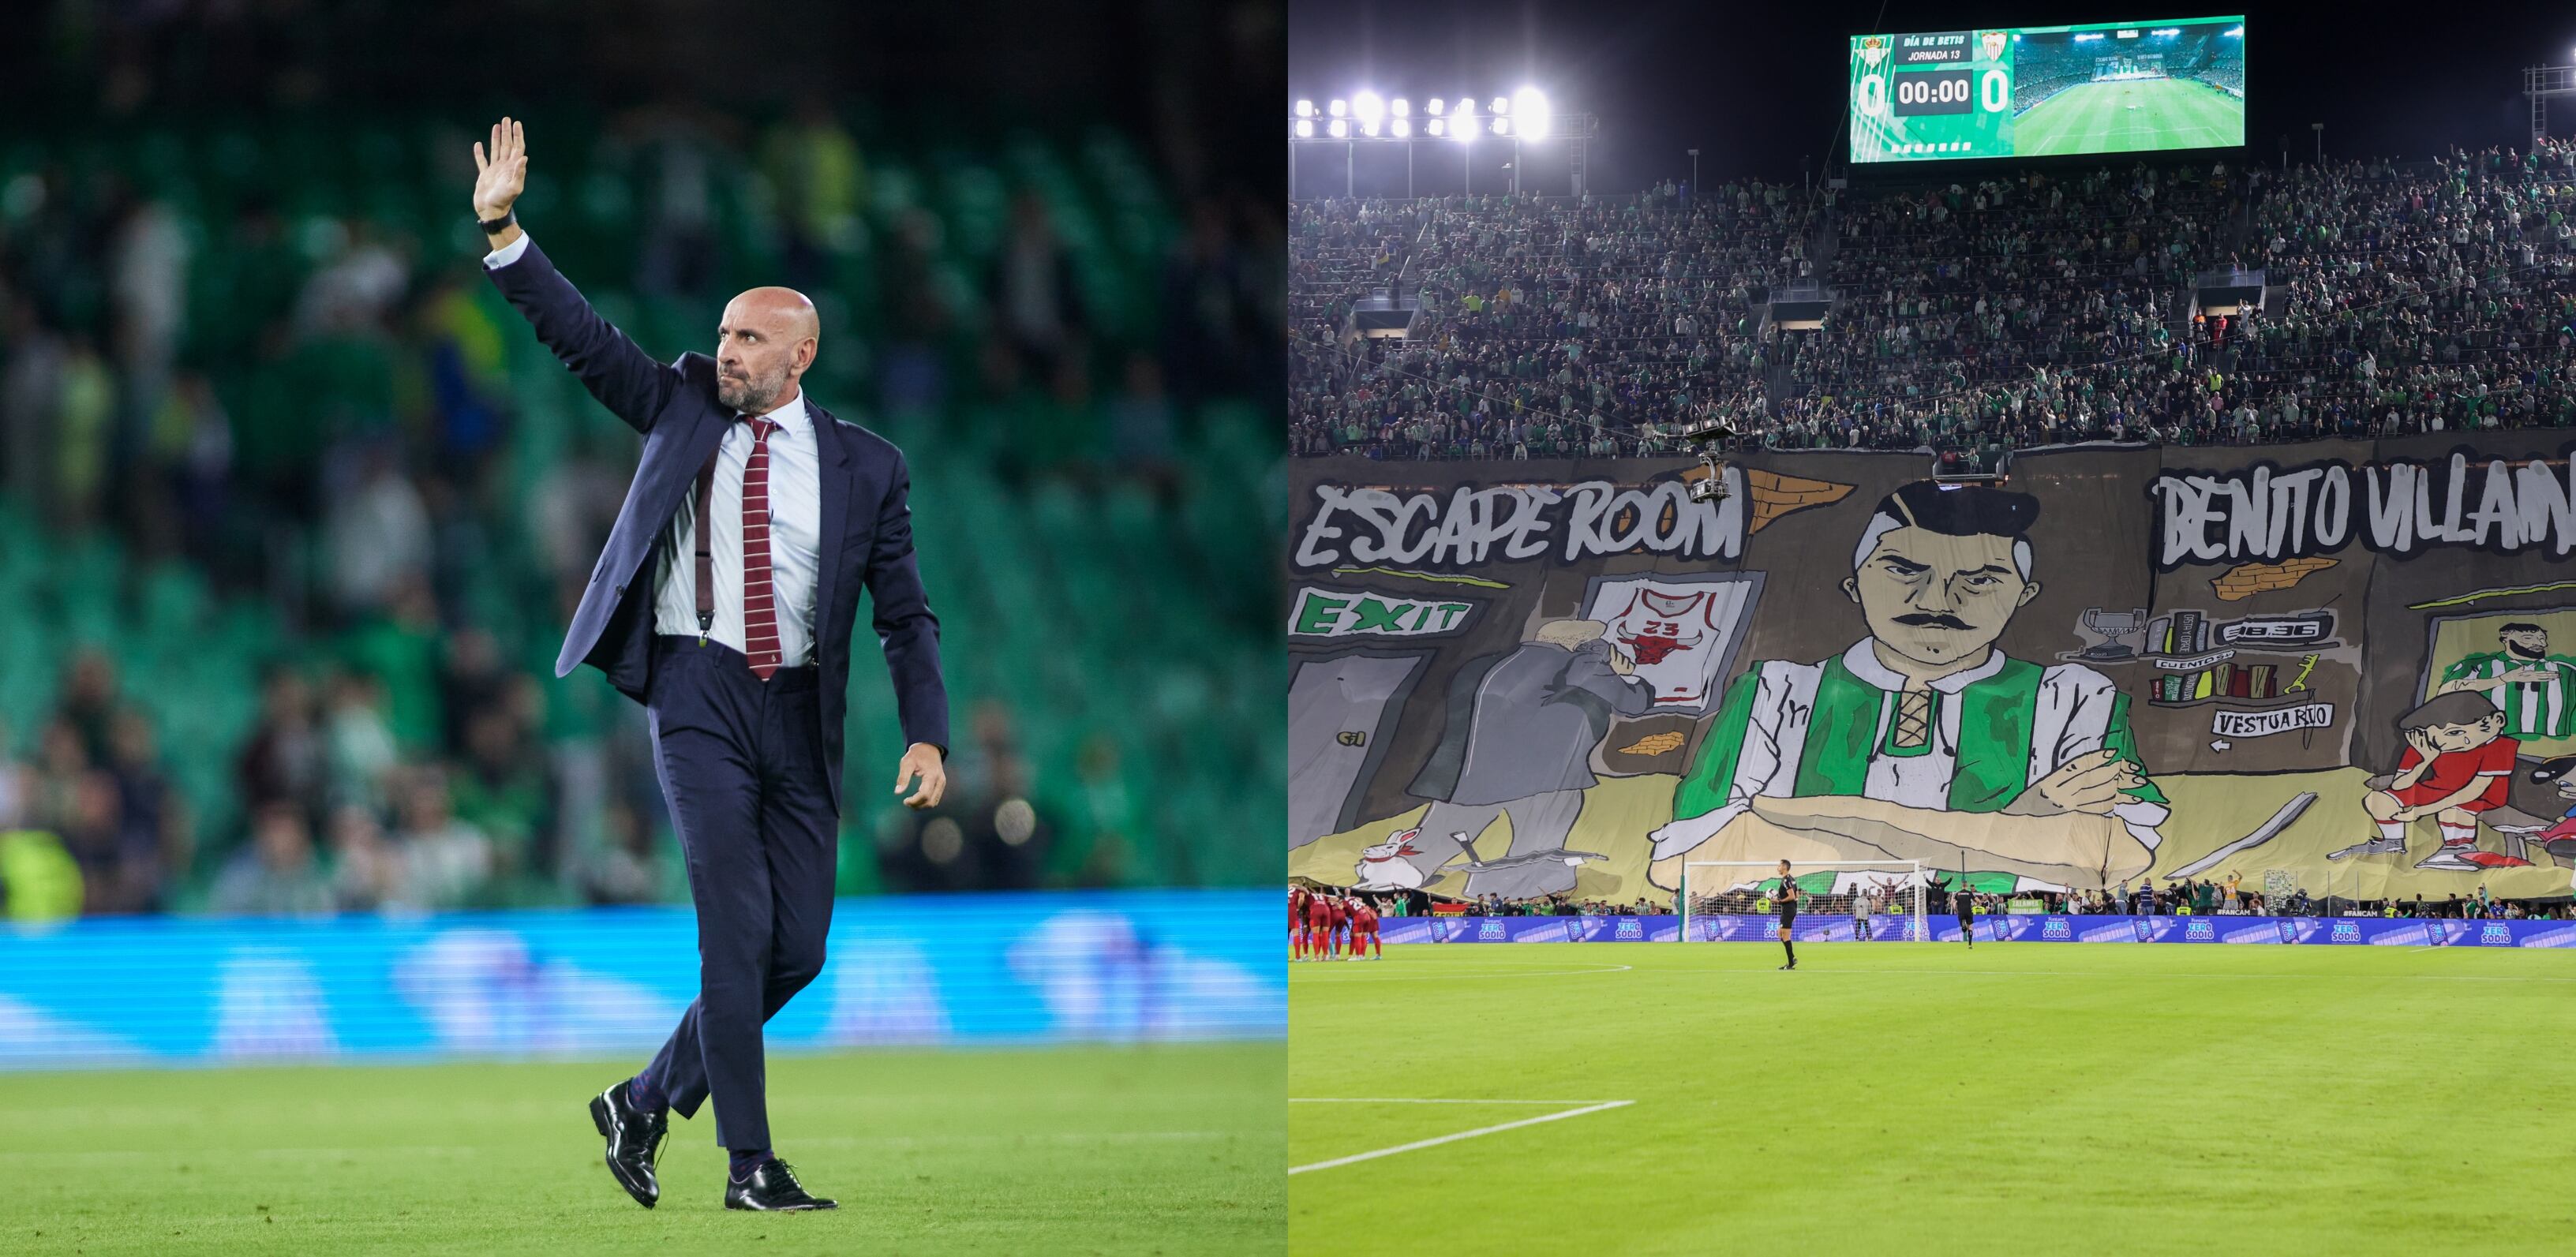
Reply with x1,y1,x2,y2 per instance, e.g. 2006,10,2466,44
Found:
589,1080,668,1208
725,1158,837,1211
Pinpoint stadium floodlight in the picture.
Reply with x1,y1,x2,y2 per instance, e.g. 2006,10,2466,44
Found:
1491,95,1510,115
1451,110,1479,141
1515,88,1550,140
1492,117,1509,136
1328,98,1346,118
1391,96,1410,118
1295,99,1315,118
1392,118,1411,137
1294,118,1312,138
1455,96,1477,118
1427,118,1445,137
1427,97,1445,116
1354,90,1384,129
1327,118,1347,138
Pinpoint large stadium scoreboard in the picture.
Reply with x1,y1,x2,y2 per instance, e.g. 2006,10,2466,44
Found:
1849,16,2244,163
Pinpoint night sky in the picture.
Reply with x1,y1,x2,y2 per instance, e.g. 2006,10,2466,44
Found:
1289,0,2576,195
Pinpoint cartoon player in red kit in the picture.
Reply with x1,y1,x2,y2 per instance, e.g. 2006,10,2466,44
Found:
2338,692,2531,870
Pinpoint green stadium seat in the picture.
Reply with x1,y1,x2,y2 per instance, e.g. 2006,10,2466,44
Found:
4,105,1275,897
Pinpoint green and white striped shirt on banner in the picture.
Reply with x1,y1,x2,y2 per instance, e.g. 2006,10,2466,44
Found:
2442,653,2576,740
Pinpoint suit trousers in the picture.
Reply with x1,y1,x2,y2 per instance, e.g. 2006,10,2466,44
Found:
638,634,837,1150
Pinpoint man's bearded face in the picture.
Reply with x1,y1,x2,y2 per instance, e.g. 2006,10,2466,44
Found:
1845,527,2036,669
2503,627,2549,660
717,346,795,413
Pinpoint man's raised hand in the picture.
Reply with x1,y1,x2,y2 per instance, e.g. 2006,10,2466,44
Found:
471,117,528,223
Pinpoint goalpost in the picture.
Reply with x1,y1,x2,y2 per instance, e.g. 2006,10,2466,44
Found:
1680,861,1928,942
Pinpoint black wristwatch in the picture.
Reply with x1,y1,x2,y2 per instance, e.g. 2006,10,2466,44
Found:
477,207,516,234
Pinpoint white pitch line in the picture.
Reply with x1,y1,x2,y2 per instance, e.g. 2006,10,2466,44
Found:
1288,1100,1633,1175
1292,1098,1613,1105
1674,966,2576,983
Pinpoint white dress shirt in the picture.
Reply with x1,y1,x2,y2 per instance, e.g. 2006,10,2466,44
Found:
485,232,534,269
485,233,824,666
653,393,823,666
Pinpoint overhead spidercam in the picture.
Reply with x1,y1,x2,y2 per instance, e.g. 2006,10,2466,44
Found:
1684,416,1737,503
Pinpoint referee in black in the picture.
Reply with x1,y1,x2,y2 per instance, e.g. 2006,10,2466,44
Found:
1774,858,1800,970
1955,883,1977,948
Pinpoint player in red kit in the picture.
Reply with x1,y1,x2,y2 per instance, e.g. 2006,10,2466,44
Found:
1349,896,1382,960
1305,892,1335,960
1290,886,1312,960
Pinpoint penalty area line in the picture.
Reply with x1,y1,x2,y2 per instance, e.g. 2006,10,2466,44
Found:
1679,965,2576,983
1287,1099,1633,1175
1292,1097,1616,1105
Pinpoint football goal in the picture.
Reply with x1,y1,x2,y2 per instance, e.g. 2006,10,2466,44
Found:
1679,860,1929,941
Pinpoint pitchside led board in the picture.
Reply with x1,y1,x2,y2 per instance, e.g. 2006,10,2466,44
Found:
1849,16,2244,163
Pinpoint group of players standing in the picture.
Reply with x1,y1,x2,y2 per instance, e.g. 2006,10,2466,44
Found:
1290,885,1383,960
1291,866,1990,967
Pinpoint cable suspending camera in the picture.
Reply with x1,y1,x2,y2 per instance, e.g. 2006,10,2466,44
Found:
1684,417,1735,503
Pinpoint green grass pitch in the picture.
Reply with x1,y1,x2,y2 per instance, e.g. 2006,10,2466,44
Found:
1289,944,2576,1255
2015,79,2242,156
0,1043,1282,1256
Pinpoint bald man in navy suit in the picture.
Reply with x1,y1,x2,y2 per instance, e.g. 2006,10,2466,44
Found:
472,118,949,1213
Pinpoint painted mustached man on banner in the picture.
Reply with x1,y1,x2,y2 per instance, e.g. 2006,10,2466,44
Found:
1648,482,2170,894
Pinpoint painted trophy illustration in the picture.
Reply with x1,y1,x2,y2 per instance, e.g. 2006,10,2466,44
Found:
2080,607,2148,661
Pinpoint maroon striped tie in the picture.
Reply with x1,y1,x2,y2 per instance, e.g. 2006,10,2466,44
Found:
739,417,781,679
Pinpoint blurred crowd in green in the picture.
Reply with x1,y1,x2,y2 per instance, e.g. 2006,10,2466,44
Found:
0,95,1283,918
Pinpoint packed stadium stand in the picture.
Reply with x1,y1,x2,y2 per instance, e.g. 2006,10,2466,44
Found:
0,106,1283,917
1290,138,2576,460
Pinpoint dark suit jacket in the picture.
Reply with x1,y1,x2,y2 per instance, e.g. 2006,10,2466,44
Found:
1407,639,1653,807
487,239,947,817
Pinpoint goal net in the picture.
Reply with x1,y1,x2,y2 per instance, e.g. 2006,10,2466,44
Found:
1680,861,1928,942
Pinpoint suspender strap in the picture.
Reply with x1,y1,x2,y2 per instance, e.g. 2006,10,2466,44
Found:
694,443,720,634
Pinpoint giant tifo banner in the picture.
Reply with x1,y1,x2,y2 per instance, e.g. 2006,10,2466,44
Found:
1375,914,2576,947
1290,439,2576,905
0,891,1279,1069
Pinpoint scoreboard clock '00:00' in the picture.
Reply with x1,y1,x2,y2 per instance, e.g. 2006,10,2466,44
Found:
1858,67,2009,118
